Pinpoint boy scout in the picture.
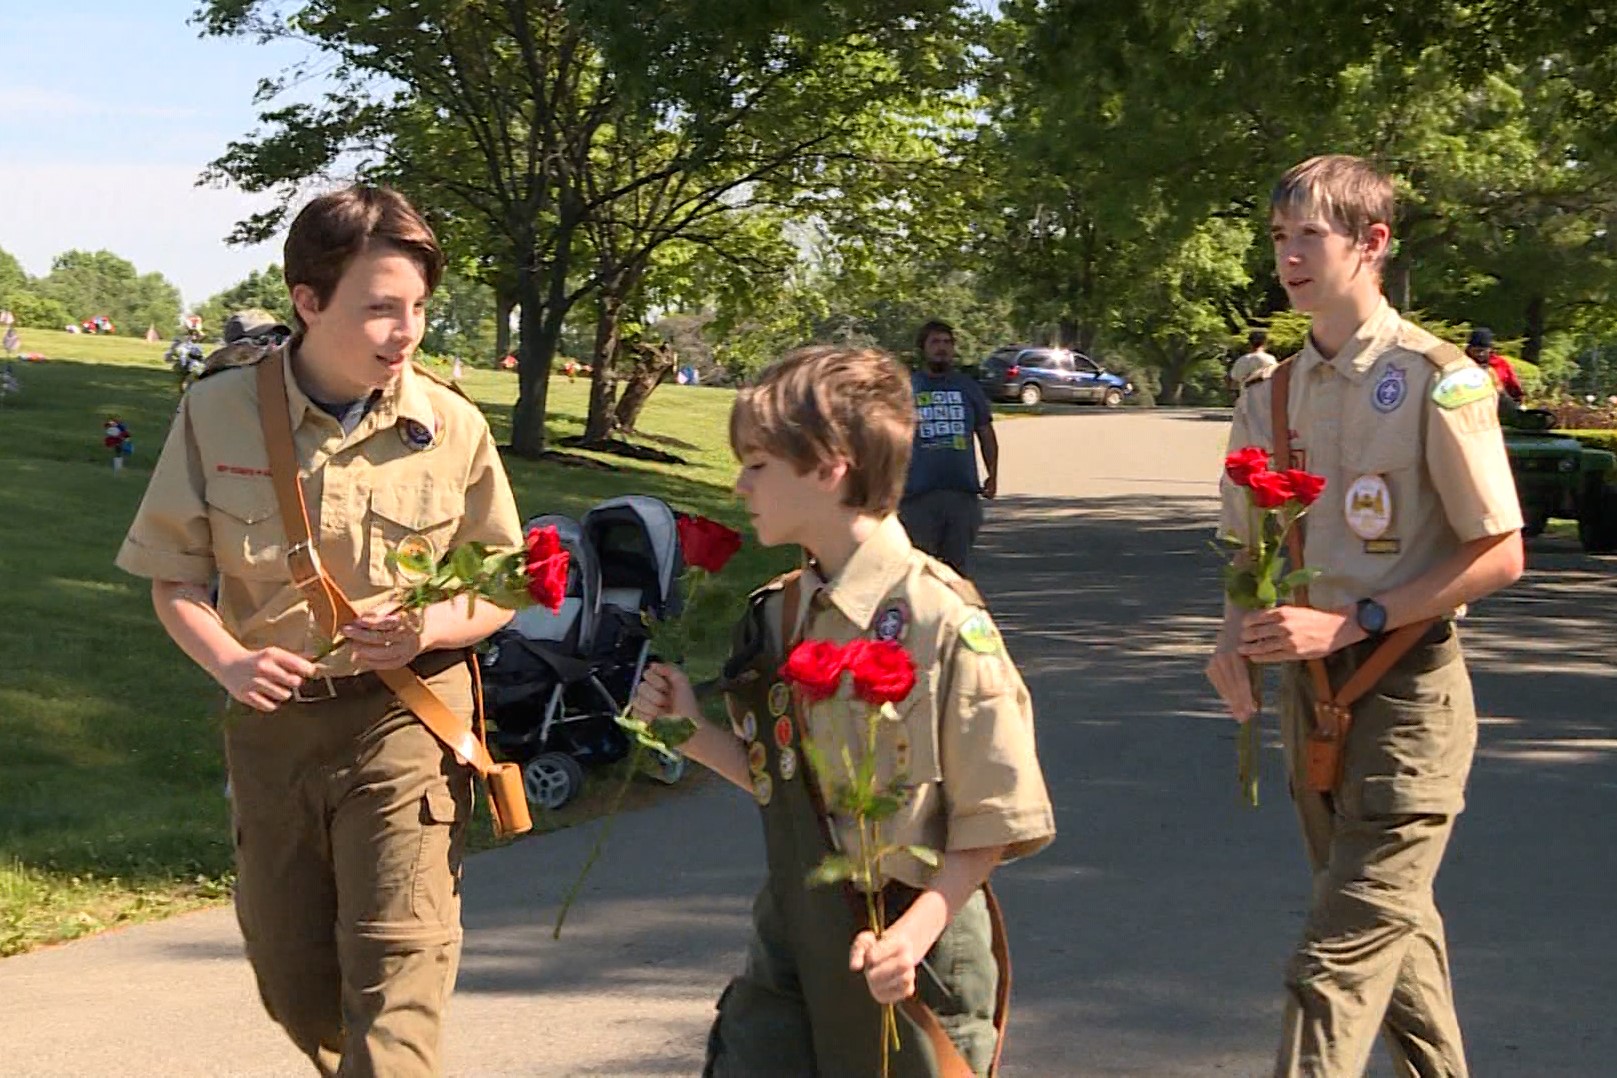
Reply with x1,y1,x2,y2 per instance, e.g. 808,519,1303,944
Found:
1206,156,1524,1077
633,345,1055,1077
116,186,523,1076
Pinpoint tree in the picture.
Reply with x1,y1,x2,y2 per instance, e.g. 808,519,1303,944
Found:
194,264,294,337
36,250,182,335
422,270,499,363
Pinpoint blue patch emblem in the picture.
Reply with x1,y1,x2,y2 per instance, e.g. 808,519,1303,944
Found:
398,417,437,451
1372,365,1407,413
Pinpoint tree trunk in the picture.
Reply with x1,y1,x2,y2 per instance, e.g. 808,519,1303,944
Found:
494,285,514,365
510,260,555,458
1387,257,1413,310
1057,317,1079,349
1523,294,1546,365
614,342,679,432
582,289,623,444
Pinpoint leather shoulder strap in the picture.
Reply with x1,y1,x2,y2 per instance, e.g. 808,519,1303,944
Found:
1270,357,1295,471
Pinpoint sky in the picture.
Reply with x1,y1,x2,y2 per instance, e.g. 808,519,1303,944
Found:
0,2,326,307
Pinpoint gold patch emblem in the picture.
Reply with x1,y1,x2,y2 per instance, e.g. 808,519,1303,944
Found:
753,772,774,806
959,612,1002,655
389,533,437,583
1345,474,1393,541
767,682,791,717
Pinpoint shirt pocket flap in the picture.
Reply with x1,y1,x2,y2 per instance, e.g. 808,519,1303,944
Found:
205,478,278,525
371,483,462,531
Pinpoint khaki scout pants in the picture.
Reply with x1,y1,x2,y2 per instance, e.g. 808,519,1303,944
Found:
1277,629,1476,1078
224,658,474,1078
899,488,984,577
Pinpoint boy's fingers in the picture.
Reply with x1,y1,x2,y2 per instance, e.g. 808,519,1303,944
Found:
849,931,877,971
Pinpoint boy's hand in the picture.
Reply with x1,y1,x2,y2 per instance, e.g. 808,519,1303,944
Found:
1205,645,1256,722
849,921,939,1005
217,646,320,711
343,607,427,671
632,662,699,722
1238,605,1361,663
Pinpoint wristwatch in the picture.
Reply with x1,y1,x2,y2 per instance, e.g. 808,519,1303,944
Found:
1355,597,1388,637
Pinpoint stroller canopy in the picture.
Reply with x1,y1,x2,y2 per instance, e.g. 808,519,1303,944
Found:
582,495,683,618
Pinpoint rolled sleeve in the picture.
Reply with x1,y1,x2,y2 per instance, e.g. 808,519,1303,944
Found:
452,423,523,552
1426,395,1524,542
115,400,216,584
939,631,1055,862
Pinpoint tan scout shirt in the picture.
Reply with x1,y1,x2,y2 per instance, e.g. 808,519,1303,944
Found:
1230,349,1278,390
760,516,1055,891
116,347,523,678
1220,302,1523,612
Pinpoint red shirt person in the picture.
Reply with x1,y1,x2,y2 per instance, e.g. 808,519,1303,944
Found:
1466,327,1524,402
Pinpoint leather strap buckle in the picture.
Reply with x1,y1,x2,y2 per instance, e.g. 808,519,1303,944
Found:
1313,700,1350,739
286,540,323,589
292,675,338,703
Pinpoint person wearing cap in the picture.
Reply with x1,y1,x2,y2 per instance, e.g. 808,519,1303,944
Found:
1229,329,1279,396
116,186,523,1076
1465,327,1524,403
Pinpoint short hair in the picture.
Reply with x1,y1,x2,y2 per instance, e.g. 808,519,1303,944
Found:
1270,155,1396,250
283,186,444,335
730,346,915,516
914,320,955,355
1248,329,1269,349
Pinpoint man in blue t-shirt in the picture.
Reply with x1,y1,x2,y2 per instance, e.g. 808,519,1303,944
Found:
899,319,999,576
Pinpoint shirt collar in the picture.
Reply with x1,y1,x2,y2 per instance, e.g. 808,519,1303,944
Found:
808,515,915,632
1296,300,1400,383
282,346,435,433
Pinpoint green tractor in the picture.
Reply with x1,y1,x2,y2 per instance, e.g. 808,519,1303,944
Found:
1501,408,1617,553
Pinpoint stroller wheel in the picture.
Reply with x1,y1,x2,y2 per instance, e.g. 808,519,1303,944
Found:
645,749,687,786
523,752,585,810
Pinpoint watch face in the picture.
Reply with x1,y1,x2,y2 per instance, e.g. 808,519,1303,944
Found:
1359,600,1387,634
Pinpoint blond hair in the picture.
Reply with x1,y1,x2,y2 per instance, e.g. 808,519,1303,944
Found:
1271,155,1396,253
730,346,915,516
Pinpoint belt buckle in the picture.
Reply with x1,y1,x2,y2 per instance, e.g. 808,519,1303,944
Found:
292,675,337,703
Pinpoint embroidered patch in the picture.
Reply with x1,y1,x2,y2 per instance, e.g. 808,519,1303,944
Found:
753,772,773,806
1432,366,1494,410
1364,538,1402,555
778,747,797,781
741,711,758,742
747,741,767,773
1344,474,1393,541
773,716,793,749
874,600,910,643
390,533,437,583
959,612,1002,655
398,415,439,451
1372,365,1407,413
767,682,791,718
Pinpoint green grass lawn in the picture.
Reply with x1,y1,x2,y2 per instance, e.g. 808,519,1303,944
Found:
0,328,790,955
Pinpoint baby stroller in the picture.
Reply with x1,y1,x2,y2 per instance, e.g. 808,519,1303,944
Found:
479,495,686,809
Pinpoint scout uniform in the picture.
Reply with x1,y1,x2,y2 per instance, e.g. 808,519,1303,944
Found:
705,515,1055,1078
1222,302,1522,1077
116,345,523,1076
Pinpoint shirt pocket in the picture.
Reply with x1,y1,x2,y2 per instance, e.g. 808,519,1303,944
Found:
1344,414,1423,529
205,478,284,581
892,673,944,788
367,480,465,586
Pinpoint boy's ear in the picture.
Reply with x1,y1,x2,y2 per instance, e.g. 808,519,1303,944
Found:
290,283,324,326
1362,222,1393,263
813,457,850,493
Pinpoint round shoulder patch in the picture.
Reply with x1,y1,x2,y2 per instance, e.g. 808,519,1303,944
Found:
1432,366,1494,410
959,611,1003,655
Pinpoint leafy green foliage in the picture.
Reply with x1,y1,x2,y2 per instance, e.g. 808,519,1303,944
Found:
193,265,293,337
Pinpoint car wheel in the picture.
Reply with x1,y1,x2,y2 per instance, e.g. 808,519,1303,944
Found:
1103,387,1124,408
1019,382,1042,406
522,752,584,810
1577,480,1617,553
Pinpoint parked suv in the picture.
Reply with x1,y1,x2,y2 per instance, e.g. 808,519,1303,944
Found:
1501,407,1617,553
978,345,1134,406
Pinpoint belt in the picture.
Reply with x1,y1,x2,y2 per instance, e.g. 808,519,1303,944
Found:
1333,618,1454,669
291,648,469,704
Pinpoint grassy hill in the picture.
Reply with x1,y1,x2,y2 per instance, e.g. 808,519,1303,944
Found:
0,328,787,955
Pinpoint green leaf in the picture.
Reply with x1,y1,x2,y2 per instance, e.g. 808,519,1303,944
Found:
805,854,856,888
1255,576,1278,606
646,716,697,748
865,793,903,822
904,845,940,868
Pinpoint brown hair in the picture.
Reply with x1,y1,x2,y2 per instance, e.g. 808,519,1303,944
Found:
730,345,915,516
282,185,444,334
914,319,955,355
1270,155,1396,253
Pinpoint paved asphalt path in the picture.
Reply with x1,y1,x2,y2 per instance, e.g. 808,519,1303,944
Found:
2,410,1612,1076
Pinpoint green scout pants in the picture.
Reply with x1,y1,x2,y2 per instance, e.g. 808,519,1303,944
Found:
224,654,475,1078
899,489,983,578
705,657,1000,1078
1277,626,1476,1078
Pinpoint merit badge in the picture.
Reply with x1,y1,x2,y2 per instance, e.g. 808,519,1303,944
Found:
959,611,1002,655
1344,474,1393,540
1432,366,1494,410
391,533,437,583
1372,365,1407,413
874,600,910,643
741,711,758,742
773,716,794,749
767,681,791,718
753,772,774,806
397,415,439,452
747,740,767,773
778,747,798,781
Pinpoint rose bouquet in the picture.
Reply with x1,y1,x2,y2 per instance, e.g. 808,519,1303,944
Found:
1218,447,1327,806
782,636,935,1078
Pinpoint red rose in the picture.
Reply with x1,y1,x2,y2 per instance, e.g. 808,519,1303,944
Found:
1246,470,1296,509
844,639,917,706
677,514,743,574
1281,469,1326,506
780,639,849,701
1224,446,1270,488
524,525,571,613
